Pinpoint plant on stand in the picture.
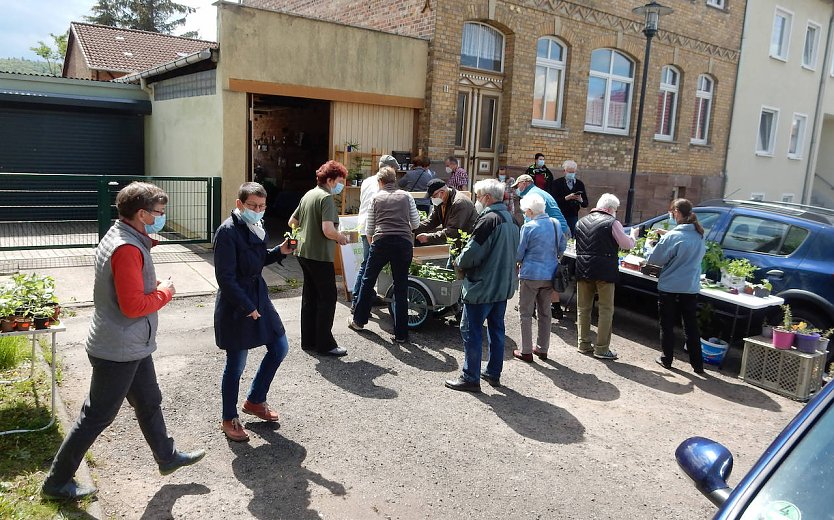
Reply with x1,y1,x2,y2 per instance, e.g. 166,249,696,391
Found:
701,240,724,281
722,258,756,290
818,328,833,355
696,303,729,365
772,304,796,350
792,321,821,354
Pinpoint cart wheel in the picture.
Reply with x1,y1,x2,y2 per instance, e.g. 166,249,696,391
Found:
387,281,432,329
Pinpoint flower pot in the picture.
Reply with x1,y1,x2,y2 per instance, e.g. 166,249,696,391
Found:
794,332,821,354
0,318,15,333
753,287,771,298
15,317,31,331
761,325,773,339
772,328,796,349
818,337,830,354
742,285,754,295
720,272,745,290
52,305,61,320
700,337,729,365
33,316,50,330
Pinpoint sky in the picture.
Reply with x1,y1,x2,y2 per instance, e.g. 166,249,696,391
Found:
0,0,219,60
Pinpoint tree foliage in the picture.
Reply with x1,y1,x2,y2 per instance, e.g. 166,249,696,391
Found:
84,0,195,35
29,32,68,76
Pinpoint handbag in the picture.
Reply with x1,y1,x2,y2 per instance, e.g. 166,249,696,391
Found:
550,219,569,292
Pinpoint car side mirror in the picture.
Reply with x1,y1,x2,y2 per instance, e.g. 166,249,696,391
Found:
675,436,734,507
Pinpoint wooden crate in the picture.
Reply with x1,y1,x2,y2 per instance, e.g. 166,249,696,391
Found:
740,336,826,401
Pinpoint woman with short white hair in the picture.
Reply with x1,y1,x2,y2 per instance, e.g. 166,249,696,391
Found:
514,193,566,362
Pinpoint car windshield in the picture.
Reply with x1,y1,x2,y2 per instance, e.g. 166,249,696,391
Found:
738,400,834,519
648,210,721,237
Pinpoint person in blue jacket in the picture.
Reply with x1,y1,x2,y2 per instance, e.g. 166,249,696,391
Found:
647,198,706,374
214,182,293,442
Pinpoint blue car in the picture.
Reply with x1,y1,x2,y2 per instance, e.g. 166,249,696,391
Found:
675,378,834,518
630,200,834,331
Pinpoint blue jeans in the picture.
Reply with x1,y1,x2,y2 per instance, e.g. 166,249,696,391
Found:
353,236,413,339
221,334,289,420
351,235,371,306
460,301,507,383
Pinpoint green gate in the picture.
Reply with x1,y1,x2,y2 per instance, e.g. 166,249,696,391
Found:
0,174,222,251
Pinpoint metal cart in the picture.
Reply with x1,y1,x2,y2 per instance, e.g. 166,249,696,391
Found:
376,268,463,329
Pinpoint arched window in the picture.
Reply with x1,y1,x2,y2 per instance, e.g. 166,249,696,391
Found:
691,74,713,144
532,37,567,127
655,65,679,140
460,22,504,72
585,49,634,134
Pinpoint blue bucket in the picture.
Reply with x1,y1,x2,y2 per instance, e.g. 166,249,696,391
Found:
701,337,729,365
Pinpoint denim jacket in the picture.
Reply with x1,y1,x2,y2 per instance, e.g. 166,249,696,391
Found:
516,214,566,281
646,223,706,294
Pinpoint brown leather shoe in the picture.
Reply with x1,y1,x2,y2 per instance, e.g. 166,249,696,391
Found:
513,349,534,362
242,400,279,422
532,347,548,360
221,418,250,442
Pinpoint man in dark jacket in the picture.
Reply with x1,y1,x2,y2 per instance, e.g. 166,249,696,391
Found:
574,193,637,361
551,159,589,235
414,178,477,247
524,152,554,193
445,179,520,392
214,182,294,442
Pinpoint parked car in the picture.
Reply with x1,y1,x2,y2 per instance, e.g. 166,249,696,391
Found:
675,377,834,519
628,200,834,331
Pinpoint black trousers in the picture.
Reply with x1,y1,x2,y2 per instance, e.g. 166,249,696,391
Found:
658,291,703,370
45,354,175,487
298,256,338,352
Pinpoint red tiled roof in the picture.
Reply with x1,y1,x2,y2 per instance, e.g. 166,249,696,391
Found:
69,21,217,74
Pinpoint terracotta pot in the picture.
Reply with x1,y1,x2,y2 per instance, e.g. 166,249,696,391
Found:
15,317,31,331
0,318,15,333
52,305,61,320
771,328,795,349
33,317,50,330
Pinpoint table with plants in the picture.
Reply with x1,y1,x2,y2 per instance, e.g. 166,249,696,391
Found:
0,274,65,436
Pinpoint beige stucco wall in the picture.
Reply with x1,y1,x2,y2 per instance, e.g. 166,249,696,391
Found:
215,2,429,216
725,0,832,203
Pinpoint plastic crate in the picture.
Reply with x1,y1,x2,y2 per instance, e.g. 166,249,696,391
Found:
740,336,826,401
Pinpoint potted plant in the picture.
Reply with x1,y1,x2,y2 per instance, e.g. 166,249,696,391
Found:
345,140,360,153
701,241,724,282
447,231,470,279
753,279,772,298
32,304,53,330
792,322,821,354
697,304,729,365
818,328,833,354
0,297,16,333
761,318,773,339
721,258,756,290
283,225,300,253
772,304,796,349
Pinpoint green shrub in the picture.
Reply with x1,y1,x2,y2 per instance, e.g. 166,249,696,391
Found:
0,336,29,370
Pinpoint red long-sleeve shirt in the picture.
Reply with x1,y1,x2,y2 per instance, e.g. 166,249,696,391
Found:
111,245,172,318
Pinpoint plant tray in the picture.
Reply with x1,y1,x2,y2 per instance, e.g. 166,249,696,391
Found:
740,336,826,401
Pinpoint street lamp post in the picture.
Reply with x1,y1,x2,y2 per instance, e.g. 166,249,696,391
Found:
624,1,673,226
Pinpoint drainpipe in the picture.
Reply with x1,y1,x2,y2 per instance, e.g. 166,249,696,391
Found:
720,1,750,201
802,6,834,204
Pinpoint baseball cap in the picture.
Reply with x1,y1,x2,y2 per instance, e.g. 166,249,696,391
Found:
511,174,533,188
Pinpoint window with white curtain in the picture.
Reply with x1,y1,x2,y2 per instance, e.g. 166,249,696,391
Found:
460,22,504,72
803,22,821,69
770,8,793,61
757,107,780,155
585,49,634,135
655,65,679,140
691,75,713,144
532,37,566,127
788,113,807,158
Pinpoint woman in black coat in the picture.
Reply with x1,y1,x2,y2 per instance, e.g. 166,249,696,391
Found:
214,182,292,442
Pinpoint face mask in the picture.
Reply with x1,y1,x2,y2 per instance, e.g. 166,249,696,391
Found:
515,188,523,196
431,197,444,206
445,166,453,175
332,182,344,195
498,174,506,182
669,212,677,224
475,201,484,213
566,173,576,181
536,159,545,168
144,213,166,235
241,208,265,224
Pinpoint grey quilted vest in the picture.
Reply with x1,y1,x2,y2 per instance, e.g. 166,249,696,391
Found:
86,221,159,362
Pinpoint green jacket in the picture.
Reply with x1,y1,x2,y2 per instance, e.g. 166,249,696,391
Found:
455,203,520,304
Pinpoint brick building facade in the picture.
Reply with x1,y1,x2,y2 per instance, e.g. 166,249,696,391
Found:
246,0,745,220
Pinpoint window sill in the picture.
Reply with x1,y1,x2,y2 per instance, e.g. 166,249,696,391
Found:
755,151,775,157
689,140,710,147
584,126,630,137
706,4,727,12
801,64,817,72
787,154,803,160
769,54,789,63
653,135,676,143
531,121,567,131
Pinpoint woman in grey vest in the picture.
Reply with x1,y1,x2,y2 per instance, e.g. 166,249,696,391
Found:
42,182,204,501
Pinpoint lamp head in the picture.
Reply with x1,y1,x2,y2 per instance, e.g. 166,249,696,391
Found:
632,1,673,36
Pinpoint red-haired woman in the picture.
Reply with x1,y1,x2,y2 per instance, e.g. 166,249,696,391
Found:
289,161,349,357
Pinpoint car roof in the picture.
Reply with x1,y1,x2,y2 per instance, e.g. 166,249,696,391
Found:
697,199,834,226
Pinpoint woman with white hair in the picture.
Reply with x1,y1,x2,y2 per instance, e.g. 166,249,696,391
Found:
514,193,566,362
552,159,588,235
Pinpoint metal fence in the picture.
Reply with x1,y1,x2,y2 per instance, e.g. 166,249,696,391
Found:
0,173,222,251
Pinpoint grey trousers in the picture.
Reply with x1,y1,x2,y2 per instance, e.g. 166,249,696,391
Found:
518,278,554,354
45,354,175,486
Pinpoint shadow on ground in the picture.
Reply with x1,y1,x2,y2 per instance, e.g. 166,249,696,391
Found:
229,423,346,520
141,483,210,519
314,356,398,399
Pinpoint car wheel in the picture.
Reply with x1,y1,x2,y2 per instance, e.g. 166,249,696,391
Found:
789,304,831,331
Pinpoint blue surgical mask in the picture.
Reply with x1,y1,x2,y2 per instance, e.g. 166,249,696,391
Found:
241,208,265,224
515,188,523,197
498,174,506,182
668,212,676,225
536,159,545,168
144,214,166,235
566,173,576,181
332,182,344,195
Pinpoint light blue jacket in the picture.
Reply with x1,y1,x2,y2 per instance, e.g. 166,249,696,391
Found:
646,224,706,294
517,214,566,280
519,184,569,234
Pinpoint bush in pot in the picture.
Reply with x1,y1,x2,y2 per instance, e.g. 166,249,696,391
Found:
772,304,796,350
722,258,756,290
0,297,17,332
792,322,821,354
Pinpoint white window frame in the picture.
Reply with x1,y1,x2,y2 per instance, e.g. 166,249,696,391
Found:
460,22,505,73
532,37,567,129
706,0,725,9
802,21,821,70
788,112,808,159
751,192,766,201
770,7,793,62
690,75,713,145
655,65,679,141
585,49,635,136
781,193,795,203
756,106,780,157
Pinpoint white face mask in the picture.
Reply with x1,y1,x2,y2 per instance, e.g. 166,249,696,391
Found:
445,166,453,175
498,174,506,182
475,201,484,213
536,159,545,168
431,197,443,206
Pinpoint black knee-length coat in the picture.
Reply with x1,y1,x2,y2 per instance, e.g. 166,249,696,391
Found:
213,211,286,350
